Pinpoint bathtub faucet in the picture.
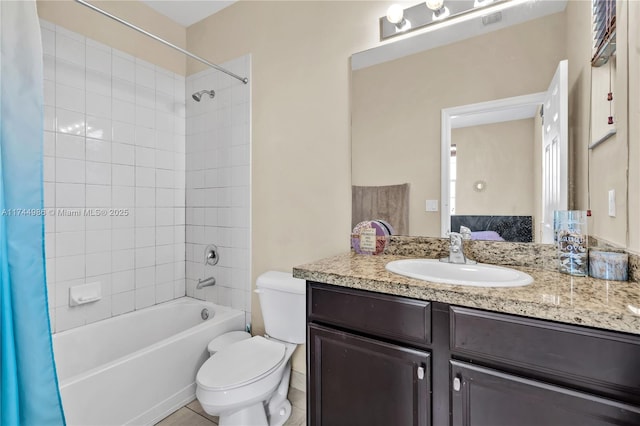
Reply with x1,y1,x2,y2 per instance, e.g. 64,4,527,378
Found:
197,276,216,289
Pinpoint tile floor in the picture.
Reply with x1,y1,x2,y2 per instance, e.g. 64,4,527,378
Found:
156,388,306,426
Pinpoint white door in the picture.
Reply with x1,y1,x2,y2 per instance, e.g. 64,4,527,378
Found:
541,60,568,243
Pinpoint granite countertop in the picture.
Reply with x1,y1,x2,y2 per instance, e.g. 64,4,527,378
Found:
293,252,640,336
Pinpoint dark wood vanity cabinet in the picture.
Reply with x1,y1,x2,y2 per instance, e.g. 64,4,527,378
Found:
451,361,640,426
307,281,640,426
309,324,430,426
307,282,432,425
449,306,640,426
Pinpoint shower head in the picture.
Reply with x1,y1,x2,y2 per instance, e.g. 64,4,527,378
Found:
192,89,215,102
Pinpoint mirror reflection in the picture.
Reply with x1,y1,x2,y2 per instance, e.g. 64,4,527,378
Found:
450,119,538,242
443,61,567,245
351,1,570,241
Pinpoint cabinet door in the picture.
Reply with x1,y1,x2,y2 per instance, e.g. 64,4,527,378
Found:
451,361,640,426
309,324,430,426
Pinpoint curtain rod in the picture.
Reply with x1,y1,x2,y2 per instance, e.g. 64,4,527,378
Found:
74,0,248,84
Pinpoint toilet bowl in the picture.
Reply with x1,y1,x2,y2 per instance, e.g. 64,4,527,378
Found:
195,271,305,426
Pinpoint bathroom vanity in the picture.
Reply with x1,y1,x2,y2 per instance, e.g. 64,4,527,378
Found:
295,252,640,426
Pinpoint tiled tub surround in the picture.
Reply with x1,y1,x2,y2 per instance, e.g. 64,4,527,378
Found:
293,250,640,336
184,56,252,326
41,20,187,332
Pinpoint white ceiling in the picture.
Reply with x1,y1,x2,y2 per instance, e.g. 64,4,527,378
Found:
141,1,236,27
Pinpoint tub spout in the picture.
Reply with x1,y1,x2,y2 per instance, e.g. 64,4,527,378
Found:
197,277,216,289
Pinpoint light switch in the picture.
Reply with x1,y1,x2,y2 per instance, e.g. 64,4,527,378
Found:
608,189,616,217
426,200,439,212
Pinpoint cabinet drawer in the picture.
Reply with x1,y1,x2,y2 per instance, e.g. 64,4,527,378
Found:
450,306,640,400
308,282,431,347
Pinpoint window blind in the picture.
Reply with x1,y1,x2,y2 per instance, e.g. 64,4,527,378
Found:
592,0,616,67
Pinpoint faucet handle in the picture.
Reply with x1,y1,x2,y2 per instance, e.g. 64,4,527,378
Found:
204,244,219,266
459,226,472,240
449,232,463,247
443,231,476,265
449,231,462,240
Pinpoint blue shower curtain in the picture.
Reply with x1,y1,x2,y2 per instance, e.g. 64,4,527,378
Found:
1,1,66,425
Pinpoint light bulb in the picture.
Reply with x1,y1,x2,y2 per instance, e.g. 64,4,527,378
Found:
386,4,404,24
425,0,445,11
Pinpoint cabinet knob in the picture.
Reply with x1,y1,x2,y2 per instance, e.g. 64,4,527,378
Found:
417,366,425,380
453,376,461,391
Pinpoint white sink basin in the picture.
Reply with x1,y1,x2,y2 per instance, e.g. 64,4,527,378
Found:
385,259,533,287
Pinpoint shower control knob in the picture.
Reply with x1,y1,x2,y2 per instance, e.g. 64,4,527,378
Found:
204,244,219,266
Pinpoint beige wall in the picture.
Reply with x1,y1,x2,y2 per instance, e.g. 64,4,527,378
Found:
187,1,391,375
588,1,628,247
352,12,567,237
36,0,187,74
566,0,631,249
566,0,591,213
453,119,535,217
629,0,640,253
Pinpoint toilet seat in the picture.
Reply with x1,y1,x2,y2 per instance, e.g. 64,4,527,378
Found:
197,336,285,392
207,331,252,355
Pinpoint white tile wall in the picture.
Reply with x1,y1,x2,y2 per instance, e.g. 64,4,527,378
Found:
185,56,252,326
41,21,186,333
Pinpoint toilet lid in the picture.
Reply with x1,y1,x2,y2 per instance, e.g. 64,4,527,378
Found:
197,336,286,391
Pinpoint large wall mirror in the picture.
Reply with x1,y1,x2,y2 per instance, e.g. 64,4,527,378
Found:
351,0,585,243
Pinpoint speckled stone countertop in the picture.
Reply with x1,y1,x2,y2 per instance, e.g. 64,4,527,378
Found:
293,252,640,336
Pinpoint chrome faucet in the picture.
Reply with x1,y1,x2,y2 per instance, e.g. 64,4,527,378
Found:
440,231,476,265
197,276,216,289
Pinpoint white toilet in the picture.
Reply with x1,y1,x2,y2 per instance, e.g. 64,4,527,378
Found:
196,271,305,426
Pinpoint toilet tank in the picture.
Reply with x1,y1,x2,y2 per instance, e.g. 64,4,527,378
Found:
256,271,306,344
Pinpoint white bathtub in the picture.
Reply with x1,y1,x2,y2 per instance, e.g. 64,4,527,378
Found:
52,297,245,425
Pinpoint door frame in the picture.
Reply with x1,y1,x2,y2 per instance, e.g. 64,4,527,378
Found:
440,92,546,237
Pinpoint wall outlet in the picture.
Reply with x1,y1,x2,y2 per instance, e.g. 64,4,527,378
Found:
426,200,439,212
608,189,616,217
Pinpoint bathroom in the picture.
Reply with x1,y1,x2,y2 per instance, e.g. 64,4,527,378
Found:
1,0,639,425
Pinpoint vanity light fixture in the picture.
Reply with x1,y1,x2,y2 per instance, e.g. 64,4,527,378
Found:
379,0,519,41
425,0,444,12
425,0,450,21
425,0,445,10
386,4,412,32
